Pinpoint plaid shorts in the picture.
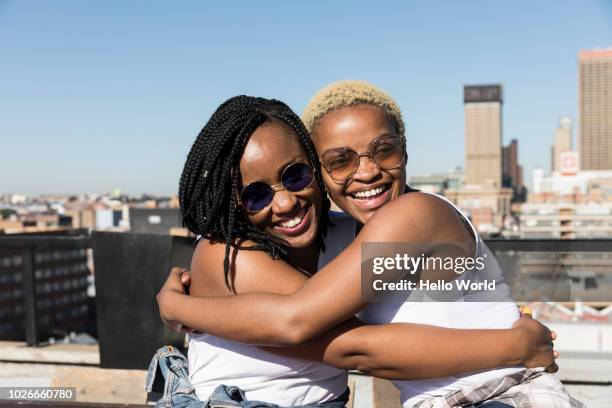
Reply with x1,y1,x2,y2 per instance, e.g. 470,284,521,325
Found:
414,369,586,408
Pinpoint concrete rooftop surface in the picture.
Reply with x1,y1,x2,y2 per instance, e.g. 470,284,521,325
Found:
0,340,610,407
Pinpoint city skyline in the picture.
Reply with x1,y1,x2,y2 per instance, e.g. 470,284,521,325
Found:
2,1,612,195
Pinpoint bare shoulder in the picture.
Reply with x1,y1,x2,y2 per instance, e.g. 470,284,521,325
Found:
385,191,453,214
192,238,308,296
370,192,458,225
193,238,251,267
190,239,230,296
361,192,466,242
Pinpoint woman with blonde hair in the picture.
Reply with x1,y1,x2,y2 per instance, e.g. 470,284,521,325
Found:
157,83,579,407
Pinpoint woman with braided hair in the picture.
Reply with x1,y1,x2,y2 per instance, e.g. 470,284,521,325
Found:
178,95,332,291
153,93,562,408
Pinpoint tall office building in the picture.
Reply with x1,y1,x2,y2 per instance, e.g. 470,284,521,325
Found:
579,49,612,170
464,85,503,186
445,85,511,235
502,139,525,201
502,139,518,188
551,117,573,172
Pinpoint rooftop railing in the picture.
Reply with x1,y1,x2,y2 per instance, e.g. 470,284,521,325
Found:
0,233,611,366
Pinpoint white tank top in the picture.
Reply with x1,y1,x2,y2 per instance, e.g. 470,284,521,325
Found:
357,192,522,407
189,194,520,406
188,219,352,405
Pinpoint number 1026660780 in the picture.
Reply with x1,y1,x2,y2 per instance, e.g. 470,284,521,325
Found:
3,387,76,401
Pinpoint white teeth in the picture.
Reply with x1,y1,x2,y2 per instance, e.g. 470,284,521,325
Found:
279,214,303,228
352,186,386,199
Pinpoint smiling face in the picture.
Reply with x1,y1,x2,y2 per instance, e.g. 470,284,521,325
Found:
312,104,406,224
239,119,321,248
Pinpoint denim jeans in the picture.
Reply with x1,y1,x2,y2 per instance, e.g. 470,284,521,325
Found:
146,345,350,408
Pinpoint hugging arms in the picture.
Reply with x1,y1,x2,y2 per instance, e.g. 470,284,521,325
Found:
158,192,558,381
154,86,566,407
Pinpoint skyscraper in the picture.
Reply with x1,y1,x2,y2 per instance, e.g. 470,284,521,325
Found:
502,139,525,202
464,85,503,186
551,117,573,172
579,49,612,170
445,84,511,235
502,139,518,189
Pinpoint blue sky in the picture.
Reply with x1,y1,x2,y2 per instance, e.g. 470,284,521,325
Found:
2,1,611,195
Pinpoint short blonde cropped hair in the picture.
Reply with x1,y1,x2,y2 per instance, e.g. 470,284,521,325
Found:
302,80,405,136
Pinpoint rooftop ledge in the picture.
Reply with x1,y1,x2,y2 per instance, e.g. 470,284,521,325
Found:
1,341,610,407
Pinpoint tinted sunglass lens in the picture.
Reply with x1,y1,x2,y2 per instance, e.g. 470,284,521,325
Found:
241,182,274,212
282,163,314,192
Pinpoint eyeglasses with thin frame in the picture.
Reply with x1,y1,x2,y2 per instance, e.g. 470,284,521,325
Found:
319,134,406,182
239,162,315,213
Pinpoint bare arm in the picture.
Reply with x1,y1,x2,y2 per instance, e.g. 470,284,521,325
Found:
159,193,469,344
277,314,557,379
163,243,557,381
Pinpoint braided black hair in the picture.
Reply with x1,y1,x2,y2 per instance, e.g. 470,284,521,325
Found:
179,96,331,291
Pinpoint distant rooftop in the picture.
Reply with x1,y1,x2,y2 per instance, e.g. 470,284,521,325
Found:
579,48,612,59
464,84,503,103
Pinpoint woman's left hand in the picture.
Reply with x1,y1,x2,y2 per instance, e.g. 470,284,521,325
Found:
157,267,200,334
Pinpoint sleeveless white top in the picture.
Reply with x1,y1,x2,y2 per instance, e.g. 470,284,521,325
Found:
357,192,522,407
189,194,520,406
187,219,353,405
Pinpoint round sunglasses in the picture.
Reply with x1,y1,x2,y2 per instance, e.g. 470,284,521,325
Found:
240,162,315,213
319,134,406,182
